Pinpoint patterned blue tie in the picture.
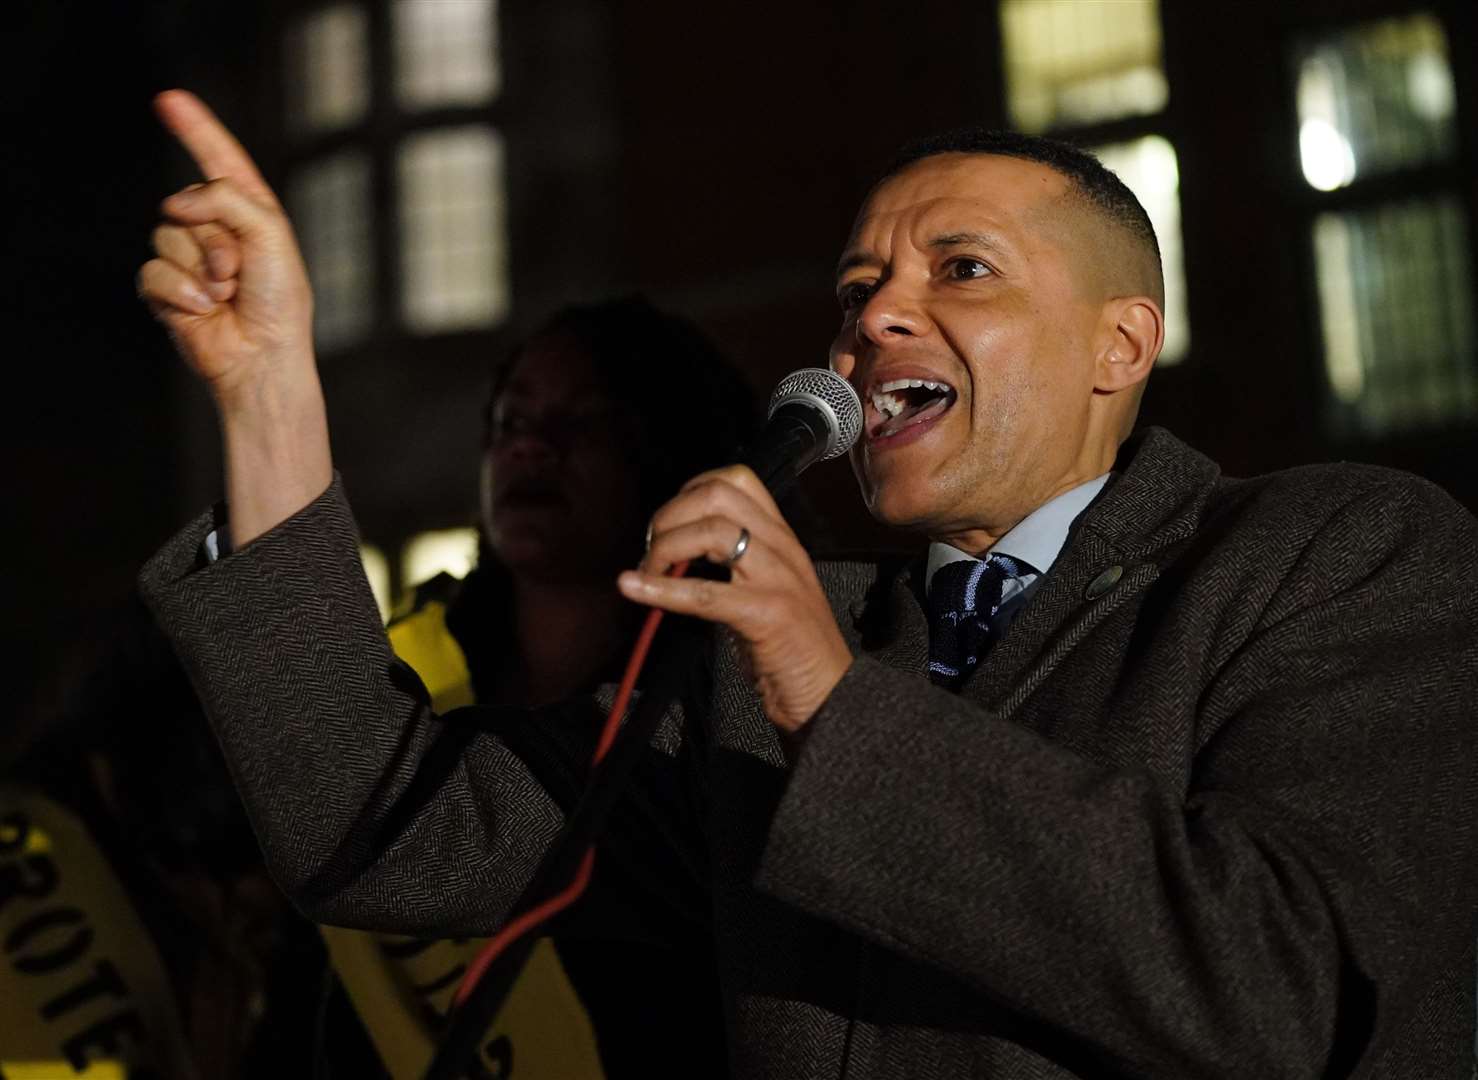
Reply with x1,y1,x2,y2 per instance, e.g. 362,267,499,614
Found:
926,554,1027,690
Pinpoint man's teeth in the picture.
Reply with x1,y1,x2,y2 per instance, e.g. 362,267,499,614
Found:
880,378,949,392
870,378,952,419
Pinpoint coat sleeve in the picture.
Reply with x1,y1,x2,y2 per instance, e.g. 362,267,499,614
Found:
138,475,565,938
755,476,1478,1078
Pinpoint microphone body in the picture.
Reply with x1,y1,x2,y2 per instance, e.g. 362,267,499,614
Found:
741,368,863,496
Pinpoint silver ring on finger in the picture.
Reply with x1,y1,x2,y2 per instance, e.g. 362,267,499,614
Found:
724,526,751,568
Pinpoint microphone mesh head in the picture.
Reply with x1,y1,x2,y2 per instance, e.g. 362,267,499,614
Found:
767,368,863,461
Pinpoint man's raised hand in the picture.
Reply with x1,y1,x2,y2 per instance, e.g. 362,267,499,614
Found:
139,90,315,403
139,90,331,547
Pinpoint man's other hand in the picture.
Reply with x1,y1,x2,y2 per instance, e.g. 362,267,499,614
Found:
619,466,853,734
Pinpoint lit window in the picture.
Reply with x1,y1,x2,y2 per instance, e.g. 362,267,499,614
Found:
1092,135,1188,365
1000,0,1168,132
286,5,370,135
1294,13,1456,191
394,0,501,110
402,528,480,590
1313,197,1477,437
398,126,509,333
289,151,375,351
359,543,392,623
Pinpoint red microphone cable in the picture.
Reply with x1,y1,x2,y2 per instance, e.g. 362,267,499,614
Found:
451,559,691,1009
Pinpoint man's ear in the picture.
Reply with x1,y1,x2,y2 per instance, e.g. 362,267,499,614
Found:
1094,296,1163,393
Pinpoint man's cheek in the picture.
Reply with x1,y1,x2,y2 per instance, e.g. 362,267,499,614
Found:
829,348,856,381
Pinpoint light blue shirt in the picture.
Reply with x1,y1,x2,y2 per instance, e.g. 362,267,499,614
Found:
925,473,1111,632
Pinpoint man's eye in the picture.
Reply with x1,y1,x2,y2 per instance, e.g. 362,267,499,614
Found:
838,281,875,311
945,257,992,281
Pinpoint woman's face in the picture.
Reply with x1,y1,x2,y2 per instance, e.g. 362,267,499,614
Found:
480,334,649,582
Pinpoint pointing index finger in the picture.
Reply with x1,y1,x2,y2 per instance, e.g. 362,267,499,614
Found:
154,90,278,206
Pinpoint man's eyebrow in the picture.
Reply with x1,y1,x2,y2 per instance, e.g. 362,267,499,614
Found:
835,250,876,278
835,231,1013,278
928,231,1010,255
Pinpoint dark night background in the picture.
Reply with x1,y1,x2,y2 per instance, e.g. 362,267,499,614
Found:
7,0,1477,752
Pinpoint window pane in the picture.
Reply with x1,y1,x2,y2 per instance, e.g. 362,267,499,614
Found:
285,4,369,135
1092,136,1189,365
401,528,479,590
398,126,509,333
359,543,391,622
394,0,500,110
1313,196,1477,437
1001,0,1167,132
1294,13,1456,192
289,151,375,351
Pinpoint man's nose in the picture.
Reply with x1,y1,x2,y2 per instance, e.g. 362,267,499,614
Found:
855,279,930,347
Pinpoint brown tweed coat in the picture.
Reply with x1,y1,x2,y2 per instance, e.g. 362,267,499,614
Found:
140,427,1478,1078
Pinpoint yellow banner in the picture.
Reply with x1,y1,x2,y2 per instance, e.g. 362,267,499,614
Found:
0,786,196,1079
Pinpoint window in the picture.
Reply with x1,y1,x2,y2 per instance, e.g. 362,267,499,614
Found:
1000,0,1167,132
1313,198,1476,438
289,151,375,350
286,5,370,135
399,127,509,332
1294,14,1456,192
394,0,501,109
1293,12,1473,437
998,0,1189,364
280,1,508,354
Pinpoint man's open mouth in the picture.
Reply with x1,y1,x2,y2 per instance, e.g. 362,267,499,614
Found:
870,379,957,439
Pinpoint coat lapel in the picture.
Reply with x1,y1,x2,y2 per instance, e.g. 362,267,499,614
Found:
975,428,1218,720
977,549,1162,724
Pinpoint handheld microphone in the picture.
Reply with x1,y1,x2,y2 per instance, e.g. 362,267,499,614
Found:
743,368,864,496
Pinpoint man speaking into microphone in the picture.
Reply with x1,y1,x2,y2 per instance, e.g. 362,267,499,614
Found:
139,90,1478,1078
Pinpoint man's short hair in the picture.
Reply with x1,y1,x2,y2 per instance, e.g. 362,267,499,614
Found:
883,128,1162,273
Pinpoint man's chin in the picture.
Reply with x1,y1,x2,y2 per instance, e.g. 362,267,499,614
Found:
851,451,955,532
861,483,943,534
